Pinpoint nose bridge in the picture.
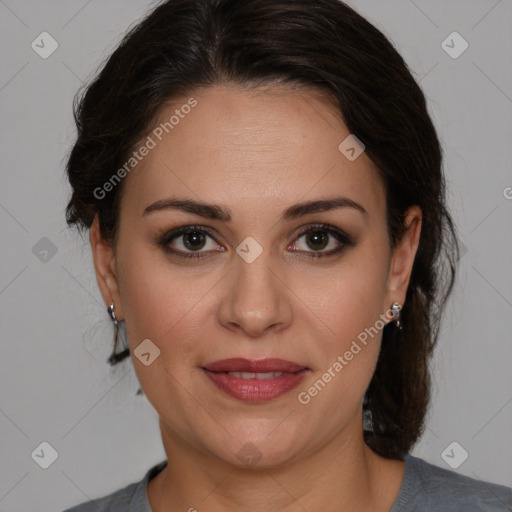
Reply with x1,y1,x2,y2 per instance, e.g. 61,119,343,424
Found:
219,241,292,336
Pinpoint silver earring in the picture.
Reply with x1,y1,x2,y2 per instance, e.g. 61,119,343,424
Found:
391,302,403,330
106,301,130,366
108,301,118,327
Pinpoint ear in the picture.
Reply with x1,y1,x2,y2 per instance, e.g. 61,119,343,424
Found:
384,205,422,308
89,214,123,320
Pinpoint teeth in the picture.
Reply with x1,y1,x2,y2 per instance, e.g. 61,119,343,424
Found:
227,371,285,379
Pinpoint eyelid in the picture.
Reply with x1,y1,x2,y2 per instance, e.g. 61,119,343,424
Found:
158,223,356,259
158,225,223,258
289,223,356,257
293,223,353,243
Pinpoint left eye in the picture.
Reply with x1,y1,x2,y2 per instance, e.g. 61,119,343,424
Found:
288,224,354,258
292,229,337,251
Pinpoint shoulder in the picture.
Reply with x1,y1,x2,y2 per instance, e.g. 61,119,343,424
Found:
62,460,167,512
393,453,512,512
62,481,138,512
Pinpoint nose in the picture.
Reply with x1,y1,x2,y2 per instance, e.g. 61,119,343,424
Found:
217,248,293,338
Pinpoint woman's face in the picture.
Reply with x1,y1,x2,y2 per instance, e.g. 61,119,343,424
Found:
91,84,421,468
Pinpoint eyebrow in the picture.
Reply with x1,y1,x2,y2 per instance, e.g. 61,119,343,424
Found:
142,196,367,221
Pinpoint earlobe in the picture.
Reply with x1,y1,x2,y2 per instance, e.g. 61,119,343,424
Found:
89,215,123,319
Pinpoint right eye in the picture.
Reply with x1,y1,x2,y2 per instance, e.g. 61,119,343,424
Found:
158,225,225,259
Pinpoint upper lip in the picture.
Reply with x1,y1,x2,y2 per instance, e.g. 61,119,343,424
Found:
202,358,307,373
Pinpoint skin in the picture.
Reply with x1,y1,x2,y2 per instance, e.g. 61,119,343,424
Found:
90,84,422,512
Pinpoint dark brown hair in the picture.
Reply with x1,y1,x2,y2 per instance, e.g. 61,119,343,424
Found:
65,0,460,459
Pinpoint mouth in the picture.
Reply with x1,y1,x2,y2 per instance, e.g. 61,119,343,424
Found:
201,358,310,402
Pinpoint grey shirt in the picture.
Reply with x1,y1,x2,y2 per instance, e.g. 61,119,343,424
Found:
63,453,512,511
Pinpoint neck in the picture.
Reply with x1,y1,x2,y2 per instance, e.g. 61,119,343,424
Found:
147,416,405,512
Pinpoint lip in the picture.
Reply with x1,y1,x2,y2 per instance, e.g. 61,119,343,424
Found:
203,358,307,373
201,358,310,403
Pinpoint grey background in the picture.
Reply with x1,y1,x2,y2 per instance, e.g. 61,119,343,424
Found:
1,0,511,510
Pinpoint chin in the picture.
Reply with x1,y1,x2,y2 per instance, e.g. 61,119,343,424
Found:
208,422,307,470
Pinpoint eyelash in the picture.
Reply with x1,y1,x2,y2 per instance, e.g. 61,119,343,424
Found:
158,223,356,260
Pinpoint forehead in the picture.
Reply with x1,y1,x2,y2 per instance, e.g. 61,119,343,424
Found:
120,84,385,220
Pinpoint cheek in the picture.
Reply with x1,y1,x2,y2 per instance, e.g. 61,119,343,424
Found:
295,276,384,417
291,251,389,397
115,248,212,411
295,251,388,343
116,243,217,362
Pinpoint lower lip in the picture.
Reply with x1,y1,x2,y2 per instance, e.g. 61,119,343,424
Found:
202,369,309,402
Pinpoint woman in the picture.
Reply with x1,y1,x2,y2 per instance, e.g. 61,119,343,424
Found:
63,0,512,511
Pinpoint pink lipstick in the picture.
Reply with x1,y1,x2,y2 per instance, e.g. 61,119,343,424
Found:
202,358,310,403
